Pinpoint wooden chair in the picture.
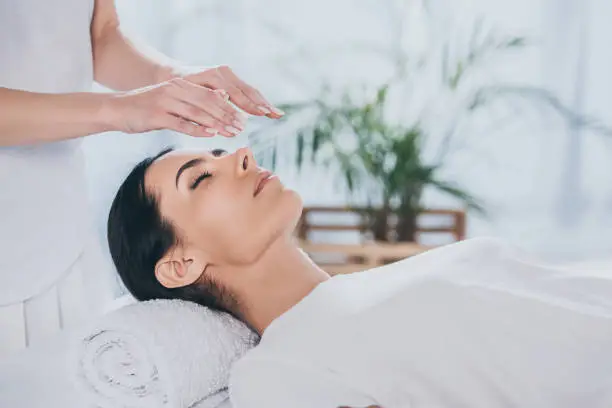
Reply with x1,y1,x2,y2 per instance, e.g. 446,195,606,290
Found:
295,206,466,275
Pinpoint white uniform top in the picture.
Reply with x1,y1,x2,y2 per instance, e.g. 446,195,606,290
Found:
0,0,95,305
230,238,612,408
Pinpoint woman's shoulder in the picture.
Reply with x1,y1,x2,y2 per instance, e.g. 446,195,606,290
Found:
357,237,508,273
335,237,516,293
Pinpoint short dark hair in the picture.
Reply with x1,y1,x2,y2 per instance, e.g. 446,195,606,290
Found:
107,147,235,315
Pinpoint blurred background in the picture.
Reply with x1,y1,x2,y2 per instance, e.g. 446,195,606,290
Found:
84,0,612,291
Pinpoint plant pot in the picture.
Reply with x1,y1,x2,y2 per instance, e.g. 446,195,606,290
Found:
395,209,418,242
360,206,391,242
393,188,423,242
371,208,390,241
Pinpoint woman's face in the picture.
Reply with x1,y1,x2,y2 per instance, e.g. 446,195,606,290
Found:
145,147,302,266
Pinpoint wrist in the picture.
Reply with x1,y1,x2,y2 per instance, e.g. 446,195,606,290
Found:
167,65,212,84
154,64,185,83
95,93,122,132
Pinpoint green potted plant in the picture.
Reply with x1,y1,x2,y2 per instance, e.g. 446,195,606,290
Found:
251,20,610,243
282,84,483,242
269,28,525,242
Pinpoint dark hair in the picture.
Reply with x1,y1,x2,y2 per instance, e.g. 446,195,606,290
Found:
107,147,235,315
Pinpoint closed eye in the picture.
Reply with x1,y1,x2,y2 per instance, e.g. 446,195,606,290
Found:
210,149,227,157
188,150,225,189
190,171,211,190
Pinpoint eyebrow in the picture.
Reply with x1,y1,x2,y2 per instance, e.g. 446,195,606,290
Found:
175,158,205,187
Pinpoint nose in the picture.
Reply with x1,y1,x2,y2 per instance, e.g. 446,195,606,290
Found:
235,147,255,176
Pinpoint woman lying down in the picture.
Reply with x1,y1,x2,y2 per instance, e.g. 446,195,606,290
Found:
107,147,612,408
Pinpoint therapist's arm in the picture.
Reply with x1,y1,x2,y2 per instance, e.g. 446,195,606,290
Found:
91,0,284,117
0,88,114,146
90,0,176,90
0,78,243,146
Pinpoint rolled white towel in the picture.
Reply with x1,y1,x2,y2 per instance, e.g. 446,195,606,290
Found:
75,298,258,408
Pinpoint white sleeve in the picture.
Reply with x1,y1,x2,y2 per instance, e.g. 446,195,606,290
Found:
229,357,377,408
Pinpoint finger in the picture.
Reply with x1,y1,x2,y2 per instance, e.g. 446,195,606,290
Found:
254,93,285,119
170,78,243,129
222,84,264,116
212,89,249,129
219,67,285,118
229,81,279,117
156,114,217,138
165,99,240,137
243,87,285,119
211,66,264,115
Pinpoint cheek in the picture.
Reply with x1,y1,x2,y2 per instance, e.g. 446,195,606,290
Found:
189,186,303,265
247,189,303,247
192,187,252,262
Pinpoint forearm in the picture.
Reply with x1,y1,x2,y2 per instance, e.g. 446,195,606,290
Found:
92,25,181,91
0,87,114,146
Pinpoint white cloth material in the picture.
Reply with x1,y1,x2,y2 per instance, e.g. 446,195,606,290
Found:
0,0,95,304
230,238,612,408
0,321,94,408
0,234,116,360
77,299,258,408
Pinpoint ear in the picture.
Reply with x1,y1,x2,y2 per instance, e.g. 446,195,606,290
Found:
155,245,208,289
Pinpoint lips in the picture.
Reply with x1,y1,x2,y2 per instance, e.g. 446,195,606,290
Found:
253,171,273,197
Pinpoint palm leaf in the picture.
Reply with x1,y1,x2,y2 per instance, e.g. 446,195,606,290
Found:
271,147,277,170
474,85,612,137
296,129,306,169
276,101,314,114
449,61,465,90
375,84,390,105
441,41,450,85
468,18,485,63
429,179,486,214
333,147,362,193
312,123,335,160
504,37,526,48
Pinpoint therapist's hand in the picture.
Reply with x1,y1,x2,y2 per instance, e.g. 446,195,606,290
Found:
104,77,246,138
182,65,285,119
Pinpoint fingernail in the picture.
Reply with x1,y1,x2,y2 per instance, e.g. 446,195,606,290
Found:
257,105,272,115
205,128,218,135
233,120,245,130
225,125,241,135
270,106,285,116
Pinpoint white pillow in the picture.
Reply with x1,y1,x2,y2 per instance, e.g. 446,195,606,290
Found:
76,297,258,408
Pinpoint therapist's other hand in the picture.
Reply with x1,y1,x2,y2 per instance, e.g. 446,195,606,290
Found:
183,65,285,119
105,78,246,138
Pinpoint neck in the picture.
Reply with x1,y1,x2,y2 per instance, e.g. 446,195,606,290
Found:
222,236,330,335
